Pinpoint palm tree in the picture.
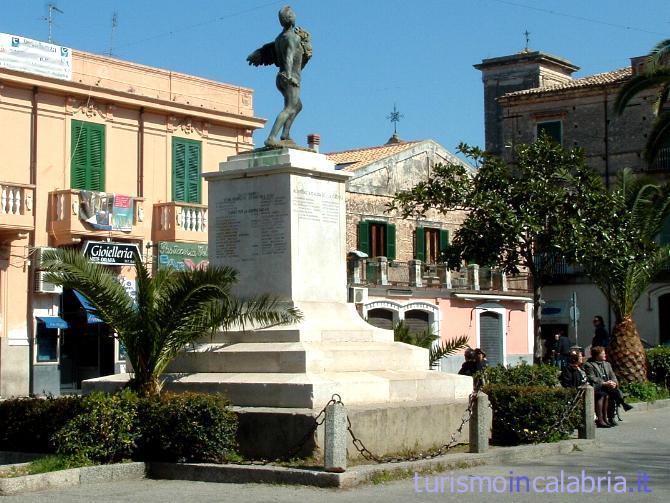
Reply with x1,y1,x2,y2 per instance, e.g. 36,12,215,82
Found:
577,169,670,382
43,249,301,396
614,39,670,164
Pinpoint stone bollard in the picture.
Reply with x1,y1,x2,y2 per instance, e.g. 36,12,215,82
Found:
324,402,347,472
469,392,491,453
578,384,596,439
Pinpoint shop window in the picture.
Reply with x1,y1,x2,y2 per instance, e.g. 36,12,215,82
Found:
415,227,449,263
536,121,562,145
35,326,58,363
358,220,396,259
172,137,202,203
71,120,105,191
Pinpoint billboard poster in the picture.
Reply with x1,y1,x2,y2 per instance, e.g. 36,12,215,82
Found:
157,241,209,271
79,191,134,232
0,33,72,81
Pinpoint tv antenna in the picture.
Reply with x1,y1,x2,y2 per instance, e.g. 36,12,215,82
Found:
42,3,64,44
108,12,118,56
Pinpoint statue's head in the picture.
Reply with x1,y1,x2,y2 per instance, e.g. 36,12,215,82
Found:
278,6,296,28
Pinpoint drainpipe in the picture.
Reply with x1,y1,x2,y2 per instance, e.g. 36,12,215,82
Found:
137,107,145,197
603,89,613,330
27,86,39,393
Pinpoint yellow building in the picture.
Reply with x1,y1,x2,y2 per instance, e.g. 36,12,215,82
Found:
0,33,263,396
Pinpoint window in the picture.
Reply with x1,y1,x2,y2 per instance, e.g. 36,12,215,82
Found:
71,120,105,191
536,121,562,144
35,325,58,363
358,220,396,259
415,227,449,263
660,215,670,246
172,137,202,203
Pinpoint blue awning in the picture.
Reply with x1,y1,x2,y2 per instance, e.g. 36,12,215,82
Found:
72,290,104,324
37,316,69,330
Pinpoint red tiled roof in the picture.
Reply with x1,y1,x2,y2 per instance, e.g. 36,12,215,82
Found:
502,67,632,99
325,141,420,172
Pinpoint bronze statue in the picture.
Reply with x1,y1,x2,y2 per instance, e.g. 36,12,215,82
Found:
247,6,312,148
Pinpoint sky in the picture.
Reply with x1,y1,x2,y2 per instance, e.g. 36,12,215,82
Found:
2,0,668,154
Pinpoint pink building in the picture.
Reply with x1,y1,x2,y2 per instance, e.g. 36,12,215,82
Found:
0,33,263,396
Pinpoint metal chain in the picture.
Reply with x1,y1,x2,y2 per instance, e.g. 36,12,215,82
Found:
230,394,342,466
487,388,585,444
346,389,479,463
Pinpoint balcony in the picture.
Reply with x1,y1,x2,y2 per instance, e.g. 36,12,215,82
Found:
0,182,35,238
48,189,145,246
348,258,532,294
152,202,208,244
649,147,670,172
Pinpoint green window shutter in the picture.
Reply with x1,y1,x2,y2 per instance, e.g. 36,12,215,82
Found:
386,223,396,260
415,227,425,261
172,140,186,202
358,220,370,255
186,141,202,203
172,138,201,203
70,120,105,191
661,215,670,245
439,229,450,257
87,123,105,192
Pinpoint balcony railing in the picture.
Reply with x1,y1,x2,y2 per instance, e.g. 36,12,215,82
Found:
649,147,670,172
48,189,145,246
0,182,35,235
152,202,208,244
347,257,532,293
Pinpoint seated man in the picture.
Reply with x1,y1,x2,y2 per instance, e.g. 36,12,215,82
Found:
583,346,633,427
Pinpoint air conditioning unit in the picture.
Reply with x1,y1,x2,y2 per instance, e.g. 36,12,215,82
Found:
33,247,59,270
348,287,368,304
34,271,63,294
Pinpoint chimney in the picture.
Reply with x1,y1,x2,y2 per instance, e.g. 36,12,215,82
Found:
307,133,320,153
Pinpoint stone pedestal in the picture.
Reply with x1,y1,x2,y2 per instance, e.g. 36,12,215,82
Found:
84,148,472,458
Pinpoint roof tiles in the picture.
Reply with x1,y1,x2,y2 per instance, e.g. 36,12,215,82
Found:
326,141,420,172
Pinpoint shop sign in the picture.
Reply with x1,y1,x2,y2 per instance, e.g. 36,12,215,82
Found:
0,33,72,81
157,241,209,271
83,241,140,266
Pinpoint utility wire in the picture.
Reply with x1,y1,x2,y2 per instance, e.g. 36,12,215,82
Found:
484,0,667,37
113,0,283,50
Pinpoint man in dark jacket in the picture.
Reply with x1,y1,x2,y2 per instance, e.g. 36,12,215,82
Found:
557,331,571,369
592,315,610,348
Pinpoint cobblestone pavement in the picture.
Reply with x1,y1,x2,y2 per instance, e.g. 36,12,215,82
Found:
3,406,668,503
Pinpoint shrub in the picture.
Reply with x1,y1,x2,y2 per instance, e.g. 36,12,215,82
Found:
53,391,139,464
484,384,582,445
137,393,237,463
0,396,82,453
621,381,669,403
478,362,560,387
647,346,670,386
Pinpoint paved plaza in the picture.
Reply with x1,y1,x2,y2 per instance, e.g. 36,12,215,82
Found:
3,405,668,503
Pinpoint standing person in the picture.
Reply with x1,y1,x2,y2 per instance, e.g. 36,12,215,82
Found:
473,348,488,371
557,331,571,369
247,6,312,147
458,348,478,376
548,333,561,367
592,315,610,348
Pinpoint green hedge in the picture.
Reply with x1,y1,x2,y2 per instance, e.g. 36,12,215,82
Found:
0,392,238,464
484,384,582,446
137,393,237,463
0,396,82,453
478,362,560,387
647,346,670,386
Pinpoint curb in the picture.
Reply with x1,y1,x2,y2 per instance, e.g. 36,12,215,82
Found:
627,398,670,412
0,462,146,496
149,439,596,488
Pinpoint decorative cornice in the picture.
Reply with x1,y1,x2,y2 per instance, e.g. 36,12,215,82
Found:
66,97,114,121
166,115,208,138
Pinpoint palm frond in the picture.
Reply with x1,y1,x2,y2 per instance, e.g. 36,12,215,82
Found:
648,38,670,72
644,111,670,164
429,335,470,367
614,72,670,115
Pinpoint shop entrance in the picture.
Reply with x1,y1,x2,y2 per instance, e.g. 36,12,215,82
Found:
59,289,115,391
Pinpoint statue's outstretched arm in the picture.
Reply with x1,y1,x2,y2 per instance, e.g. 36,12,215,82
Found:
247,42,277,67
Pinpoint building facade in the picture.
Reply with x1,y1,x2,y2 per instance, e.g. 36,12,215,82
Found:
0,34,263,397
476,49,670,349
327,138,535,370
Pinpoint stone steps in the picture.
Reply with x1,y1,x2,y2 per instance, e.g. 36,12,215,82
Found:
166,341,428,374
84,371,472,409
